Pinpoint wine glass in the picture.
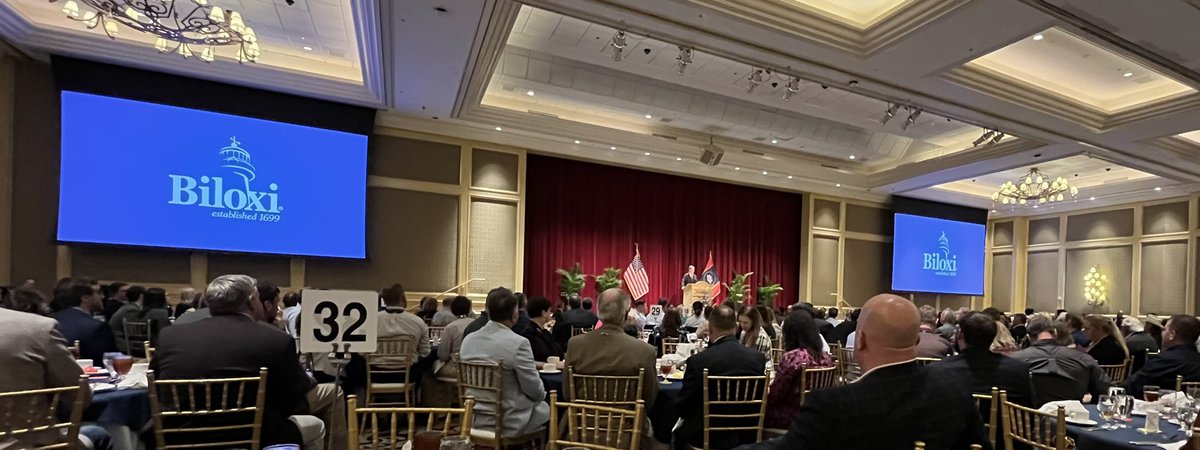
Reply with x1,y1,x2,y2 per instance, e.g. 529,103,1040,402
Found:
1098,395,1118,430
1115,394,1134,429
1177,400,1198,439
659,360,673,384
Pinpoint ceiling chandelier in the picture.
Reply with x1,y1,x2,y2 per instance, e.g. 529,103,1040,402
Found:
53,0,260,63
991,167,1079,206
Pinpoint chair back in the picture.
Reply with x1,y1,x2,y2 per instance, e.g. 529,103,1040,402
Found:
428,326,445,344
700,369,768,450
566,367,644,409
972,387,999,448
0,375,88,450
1177,375,1200,394
148,368,269,450
123,319,152,356
1100,360,1130,384
144,341,155,364
573,326,594,337
1000,390,1070,450
835,346,860,383
456,361,507,439
347,394,474,449
770,348,785,366
661,337,680,356
549,392,644,450
366,336,418,407
798,366,838,404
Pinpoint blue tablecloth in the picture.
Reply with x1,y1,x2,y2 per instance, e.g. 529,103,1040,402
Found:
540,372,682,444
1065,405,1188,449
86,389,151,430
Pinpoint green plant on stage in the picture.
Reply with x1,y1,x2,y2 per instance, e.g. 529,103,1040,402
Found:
756,275,783,309
556,263,588,297
594,267,623,293
725,271,753,304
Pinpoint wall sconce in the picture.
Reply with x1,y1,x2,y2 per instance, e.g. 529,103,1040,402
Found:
1084,266,1108,306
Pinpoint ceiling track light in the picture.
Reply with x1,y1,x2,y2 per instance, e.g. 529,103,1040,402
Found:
675,46,693,76
745,67,771,95
900,108,922,131
880,103,900,125
973,129,998,147
782,76,801,102
610,30,627,62
991,131,1005,144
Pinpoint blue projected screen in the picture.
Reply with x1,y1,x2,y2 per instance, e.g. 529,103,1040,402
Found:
891,213,986,295
57,91,368,258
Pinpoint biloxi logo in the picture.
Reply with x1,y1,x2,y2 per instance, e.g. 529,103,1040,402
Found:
922,232,957,276
168,137,282,217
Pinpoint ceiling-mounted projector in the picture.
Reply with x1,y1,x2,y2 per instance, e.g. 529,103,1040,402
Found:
700,140,724,166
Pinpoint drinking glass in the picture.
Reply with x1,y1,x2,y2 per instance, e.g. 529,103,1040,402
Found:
439,435,472,450
1145,385,1162,403
1116,394,1134,429
113,356,133,376
659,361,673,384
1177,400,1198,439
1163,390,1178,421
1098,395,1118,430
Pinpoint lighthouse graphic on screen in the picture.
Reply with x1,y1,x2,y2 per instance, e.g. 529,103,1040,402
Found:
218,137,256,193
922,232,957,275
938,232,950,257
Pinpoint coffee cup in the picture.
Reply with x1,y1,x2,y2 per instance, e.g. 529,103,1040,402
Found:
75,359,93,370
545,356,560,367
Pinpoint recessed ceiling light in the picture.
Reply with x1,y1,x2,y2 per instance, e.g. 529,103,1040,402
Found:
770,139,778,144
644,114,653,119
526,90,536,96
734,167,741,171
835,183,842,188
786,175,793,179
1155,187,1163,191
1033,204,1039,208
1033,34,1044,41
573,140,581,144
610,146,617,150
1123,72,1133,77
676,157,682,161
494,126,502,131
644,152,651,156
303,46,313,51
1089,196,1096,201
761,171,768,175
848,155,856,160
990,209,998,213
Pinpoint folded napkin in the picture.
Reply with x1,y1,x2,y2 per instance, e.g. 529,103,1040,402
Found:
1158,441,1187,450
1039,400,1088,419
117,372,148,389
1161,392,1189,407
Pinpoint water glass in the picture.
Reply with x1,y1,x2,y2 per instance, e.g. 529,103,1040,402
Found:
1177,401,1198,438
1098,395,1119,430
439,435,472,450
1116,394,1134,429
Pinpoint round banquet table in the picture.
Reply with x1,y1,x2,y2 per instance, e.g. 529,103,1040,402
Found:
85,388,152,450
1064,405,1189,450
540,371,683,444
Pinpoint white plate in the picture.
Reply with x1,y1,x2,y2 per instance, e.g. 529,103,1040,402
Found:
539,369,561,374
1066,417,1098,426
90,383,117,392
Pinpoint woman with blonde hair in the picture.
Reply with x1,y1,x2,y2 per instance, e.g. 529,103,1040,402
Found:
1083,314,1129,365
990,321,1018,354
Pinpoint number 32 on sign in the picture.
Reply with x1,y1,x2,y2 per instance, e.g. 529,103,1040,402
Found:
299,290,379,354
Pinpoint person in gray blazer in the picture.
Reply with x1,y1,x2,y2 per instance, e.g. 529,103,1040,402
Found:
459,287,549,438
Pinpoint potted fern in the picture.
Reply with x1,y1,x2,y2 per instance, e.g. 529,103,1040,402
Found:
556,263,588,299
594,267,623,293
756,275,783,309
724,271,753,304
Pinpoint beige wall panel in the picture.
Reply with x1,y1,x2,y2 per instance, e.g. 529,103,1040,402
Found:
207,253,292,287
993,222,1014,247
471,149,519,192
468,199,517,294
72,246,191,284
940,294,973,310
910,293,937,310
1029,218,1060,245
369,135,460,185
844,204,892,235
991,253,1014,312
1141,242,1187,315
811,236,840,304
1065,246,1132,314
842,239,892,307
1026,251,1059,314
1144,202,1189,235
11,61,60,287
1066,209,1134,241
307,188,458,292
813,200,840,229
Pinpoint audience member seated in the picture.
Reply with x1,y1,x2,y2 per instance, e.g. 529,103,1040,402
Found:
825,307,842,327
936,312,1034,406
4,285,50,316
100,282,128,323
364,283,432,389
916,306,953,358
51,279,118,366
1083,314,1130,366
737,304,774,357
1125,314,1200,398
935,308,957,342
829,308,859,346
627,299,647,330
108,285,145,346
756,294,989,450
173,295,211,325
512,292,533,336
765,310,834,429
173,287,196,318
152,275,326,450
650,307,690,357
1011,315,1109,405
675,305,768,450
565,288,658,410
1145,314,1165,348
415,296,439,323
431,297,458,327
282,291,301,338
1011,313,1029,346
255,281,283,329
0,306,112,450
521,296,563,365
756,304,782,342
552,294,598,351
991,321,1020,354
684,301,707,330
1121,317,1159,373
1062,313,1090,348
435,295,475,380
459,287,549,438
133,288,173,345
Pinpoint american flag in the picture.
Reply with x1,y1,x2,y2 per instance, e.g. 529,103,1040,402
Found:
624,247,650,300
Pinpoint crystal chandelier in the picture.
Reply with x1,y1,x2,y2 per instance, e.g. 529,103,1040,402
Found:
52,0,260,63
991,167,1079,206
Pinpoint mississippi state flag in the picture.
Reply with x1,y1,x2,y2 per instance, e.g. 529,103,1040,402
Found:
702,252,722,302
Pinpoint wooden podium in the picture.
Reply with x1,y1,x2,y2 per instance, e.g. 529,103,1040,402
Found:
683,281,715,305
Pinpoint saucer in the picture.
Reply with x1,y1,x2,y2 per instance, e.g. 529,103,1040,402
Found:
1065,417,1098,426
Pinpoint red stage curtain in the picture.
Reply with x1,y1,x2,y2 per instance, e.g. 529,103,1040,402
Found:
523,155,803,308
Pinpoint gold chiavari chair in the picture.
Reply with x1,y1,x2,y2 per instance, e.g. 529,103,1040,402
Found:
457,361,544,449
798,366,838,405
1177,375,1200,394
1000,390,1071,450
0,375,88,450
549,391,644,450
972,387,999,448
366,336,418,407
692,369,769,450
770,348,785,366
914,443,981,450
835,346,860,383
148,368,269,450
123,319,152,357
428,327,445,344
68,340,81,360
1100,359,1130,385
572,327,594,337
566,367,644,409
347,394,474,449
915,357,942,366
144,341,155,364
661,338,681,356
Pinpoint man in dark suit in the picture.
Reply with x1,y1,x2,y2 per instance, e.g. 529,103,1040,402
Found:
552,294,599,351
937,312,1035,407
828,308,860,346
151,275,322,449
1125,314,1200,398
51,278,118,366
756,294,990,450
675,305,767,450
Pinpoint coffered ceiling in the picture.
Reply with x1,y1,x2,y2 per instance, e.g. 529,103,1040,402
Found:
3,0,1200,217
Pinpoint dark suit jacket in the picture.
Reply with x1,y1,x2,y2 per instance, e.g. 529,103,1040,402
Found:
52,307,118,366
1125,344,1200,398
676,335,767,449
1087,335,1129,366
1010,325,1028,346
150,313,312,447
1125,331,1159,373
101,299,125,323
522,324,563,362
936,348,1035,407
552,308,600,351
769,361,991,450
829,320,856,346
817,321,835,343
